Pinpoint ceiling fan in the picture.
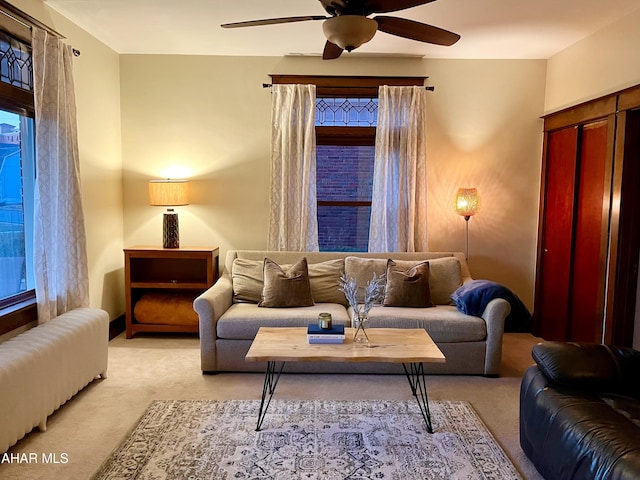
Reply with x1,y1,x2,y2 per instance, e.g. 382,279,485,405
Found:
221,0,460,60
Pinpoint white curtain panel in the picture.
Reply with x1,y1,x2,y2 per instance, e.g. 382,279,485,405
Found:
32,27,90,323
267,84,319,251
369,86,428,252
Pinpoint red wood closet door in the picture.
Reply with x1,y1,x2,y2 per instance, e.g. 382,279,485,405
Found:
535,86,640,347
535,119,612,343
536,126,578,341
569,121,610,342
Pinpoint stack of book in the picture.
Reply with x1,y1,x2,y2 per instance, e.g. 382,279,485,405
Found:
307,324,345,344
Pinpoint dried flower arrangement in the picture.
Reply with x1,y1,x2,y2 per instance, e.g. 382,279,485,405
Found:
338,271,386,317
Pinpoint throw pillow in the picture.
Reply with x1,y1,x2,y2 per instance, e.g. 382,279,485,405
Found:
383,259,434,308
259,257,314,308
344,257,388,302
231,258,264,303
390,258,462,305
232,257,345,305
344,256,462,305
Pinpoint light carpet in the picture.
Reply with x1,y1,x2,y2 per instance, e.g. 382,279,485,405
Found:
92,399,522,480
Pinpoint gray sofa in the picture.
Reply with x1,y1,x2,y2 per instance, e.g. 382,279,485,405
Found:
194,250,511,375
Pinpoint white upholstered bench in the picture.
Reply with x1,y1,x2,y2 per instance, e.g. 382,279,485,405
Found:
0,308,109,453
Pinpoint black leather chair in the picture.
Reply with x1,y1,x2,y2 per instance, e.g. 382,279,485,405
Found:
520,342,640,480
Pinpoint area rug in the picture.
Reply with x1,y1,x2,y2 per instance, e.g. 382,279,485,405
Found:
92,399,522,480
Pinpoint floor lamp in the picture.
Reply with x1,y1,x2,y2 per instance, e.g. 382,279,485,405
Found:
149,179,190,248
455,188,480,260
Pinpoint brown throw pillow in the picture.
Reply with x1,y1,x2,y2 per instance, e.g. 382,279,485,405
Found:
259,257,314,308
383,259,434,308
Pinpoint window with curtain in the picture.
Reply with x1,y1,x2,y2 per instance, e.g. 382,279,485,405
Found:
269,75,427,253
0,26,36,335
368,85,429,252
0,5,87,333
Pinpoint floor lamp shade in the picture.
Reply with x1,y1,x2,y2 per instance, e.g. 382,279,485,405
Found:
149,180,189,248
455,188,480,219
455,188,480,259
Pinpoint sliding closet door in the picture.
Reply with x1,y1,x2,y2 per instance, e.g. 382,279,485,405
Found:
536,127,578,341
568,120,612,342
535,85,640,346
534,117,613,343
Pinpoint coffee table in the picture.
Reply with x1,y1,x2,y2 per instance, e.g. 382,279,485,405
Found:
245,327,446,433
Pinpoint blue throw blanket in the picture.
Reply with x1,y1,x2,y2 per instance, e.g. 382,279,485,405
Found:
451,280,532,333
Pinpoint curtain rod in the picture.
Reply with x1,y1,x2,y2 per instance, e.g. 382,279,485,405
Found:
262,83,434,91
0,2,81,56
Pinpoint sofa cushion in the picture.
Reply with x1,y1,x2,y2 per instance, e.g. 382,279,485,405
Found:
344,257,387,303
344,256,462,305
259,257,314,308
232,258,346,305
383,260,433,308
232,258,263,303
217,303,351,340
427,257,463,305
601,393,640,428
365,305,486,343
306,258,347,305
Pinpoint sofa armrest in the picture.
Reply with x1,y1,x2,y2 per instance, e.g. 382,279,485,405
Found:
481,297,510,376
193,275,233,372
532,342,629,392
612,346,640,399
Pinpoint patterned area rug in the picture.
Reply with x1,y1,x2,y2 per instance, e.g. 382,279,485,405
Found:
92,399,522,480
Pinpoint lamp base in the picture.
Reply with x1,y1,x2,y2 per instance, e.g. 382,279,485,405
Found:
163,210,179,249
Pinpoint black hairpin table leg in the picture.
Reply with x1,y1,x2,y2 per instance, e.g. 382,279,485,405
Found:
402,362,433,433
255,361,285,431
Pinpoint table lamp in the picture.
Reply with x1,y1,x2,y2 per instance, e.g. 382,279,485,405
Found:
149,179,189,248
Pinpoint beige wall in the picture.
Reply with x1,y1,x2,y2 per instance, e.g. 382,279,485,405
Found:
5,2,638,326
16,1,637,320
545,8,640,112
9,0,124,320
121,55,546,308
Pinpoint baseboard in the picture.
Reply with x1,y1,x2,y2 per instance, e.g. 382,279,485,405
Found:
109,314,125,340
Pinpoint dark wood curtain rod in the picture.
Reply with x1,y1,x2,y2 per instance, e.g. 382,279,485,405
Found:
262,83,435,91
0,0,81,56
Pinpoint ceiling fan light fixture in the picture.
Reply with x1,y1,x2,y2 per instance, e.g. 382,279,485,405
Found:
322,15,377,52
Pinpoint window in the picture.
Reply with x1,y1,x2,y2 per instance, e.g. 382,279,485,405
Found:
0,25,36,334
316,98,377,251
269,75,427,252
0,109,34,300
316,97,378,126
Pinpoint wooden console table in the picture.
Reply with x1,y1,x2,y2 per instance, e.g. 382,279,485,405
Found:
124,246,219,338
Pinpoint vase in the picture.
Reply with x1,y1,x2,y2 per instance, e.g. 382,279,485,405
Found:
353,313,370,344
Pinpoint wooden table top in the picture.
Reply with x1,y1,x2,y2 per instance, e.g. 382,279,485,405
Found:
245,327,446,364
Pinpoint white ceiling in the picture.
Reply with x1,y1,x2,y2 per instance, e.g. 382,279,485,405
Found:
44,0,640,59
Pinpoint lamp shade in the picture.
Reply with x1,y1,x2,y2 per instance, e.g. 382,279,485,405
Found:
322,15,378,52
148,180,189,206
455,188,480,217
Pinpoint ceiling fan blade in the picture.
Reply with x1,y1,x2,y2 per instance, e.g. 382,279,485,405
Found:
323,40,344,60
365,0,437,14
374,16,460,46
221,16,327,28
